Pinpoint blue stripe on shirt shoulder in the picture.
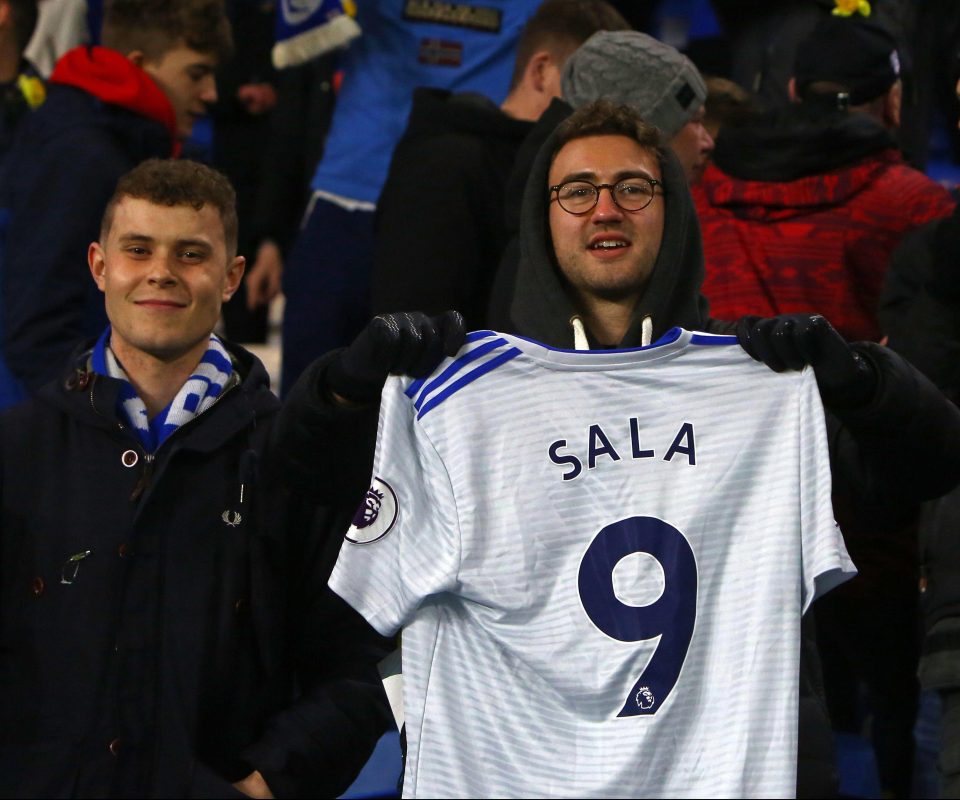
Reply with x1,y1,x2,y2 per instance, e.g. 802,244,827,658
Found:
413,338,508,410
403,331,503,399
404,375,427,399
466,330,498,343
417,347,522,420
690,333,739,346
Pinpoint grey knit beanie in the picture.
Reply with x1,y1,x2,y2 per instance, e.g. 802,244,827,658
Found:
561,30,707,138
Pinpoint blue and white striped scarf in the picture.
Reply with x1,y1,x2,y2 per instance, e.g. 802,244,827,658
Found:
272,0,360,69
92,327,235,453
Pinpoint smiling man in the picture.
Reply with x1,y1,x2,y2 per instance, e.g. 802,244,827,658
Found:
88,178,244,425
546,129,664,345
0,159,402,797
509,101,696,349
0,0,230,408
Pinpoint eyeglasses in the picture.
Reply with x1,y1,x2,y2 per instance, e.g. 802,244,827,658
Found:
549,178,663,215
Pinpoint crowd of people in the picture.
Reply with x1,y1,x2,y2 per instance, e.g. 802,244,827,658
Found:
1,0,959,798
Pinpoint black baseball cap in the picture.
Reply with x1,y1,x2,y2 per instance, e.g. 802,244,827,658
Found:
794,14,900,107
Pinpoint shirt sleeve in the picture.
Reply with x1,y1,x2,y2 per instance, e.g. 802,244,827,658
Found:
328,375,462,636
798,368,858,613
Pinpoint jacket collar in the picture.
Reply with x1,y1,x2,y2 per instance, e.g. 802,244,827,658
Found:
43,340,279,450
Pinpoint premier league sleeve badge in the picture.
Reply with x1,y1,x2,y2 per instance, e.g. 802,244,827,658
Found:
346,477,399,544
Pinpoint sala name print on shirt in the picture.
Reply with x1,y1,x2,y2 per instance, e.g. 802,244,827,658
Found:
550,419,697,481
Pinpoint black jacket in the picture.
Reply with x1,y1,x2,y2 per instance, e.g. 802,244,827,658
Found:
880,217,960,636
500,115,960,796
373,88,533,329
880,218,960,404
0,343,392,798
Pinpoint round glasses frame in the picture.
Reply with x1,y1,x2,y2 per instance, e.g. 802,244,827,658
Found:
549,178,664,215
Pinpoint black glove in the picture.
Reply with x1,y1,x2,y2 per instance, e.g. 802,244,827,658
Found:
736,314,878,410
932,206,960,301
326,311,466,402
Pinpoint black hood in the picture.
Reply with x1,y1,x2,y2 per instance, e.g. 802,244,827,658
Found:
714,104,896,183
502,98,575,239
507,117,711,348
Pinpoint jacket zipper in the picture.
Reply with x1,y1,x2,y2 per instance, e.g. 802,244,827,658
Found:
129,452,156,502
87,372,242,502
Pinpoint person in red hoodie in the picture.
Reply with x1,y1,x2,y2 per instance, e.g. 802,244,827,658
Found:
0,0,231,407
693,11,954,346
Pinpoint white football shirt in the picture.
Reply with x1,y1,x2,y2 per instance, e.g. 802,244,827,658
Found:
329,328,855,799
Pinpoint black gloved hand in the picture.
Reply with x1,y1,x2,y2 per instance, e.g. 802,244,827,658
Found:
932,205,960,301
736,314,878,410
326,311,466,403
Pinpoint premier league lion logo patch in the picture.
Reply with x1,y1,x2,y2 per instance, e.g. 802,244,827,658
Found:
636,686,655,710
346,477,399,544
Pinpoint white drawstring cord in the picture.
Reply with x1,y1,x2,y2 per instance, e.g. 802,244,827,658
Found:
571,316,590,350
641,316,653,347
570,315,652,348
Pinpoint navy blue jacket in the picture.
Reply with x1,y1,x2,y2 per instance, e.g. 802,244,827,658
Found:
0,344,393,797
0,60,44,176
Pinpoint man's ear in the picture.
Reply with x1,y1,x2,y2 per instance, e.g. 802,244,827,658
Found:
222,255,245,301
127,49,146,68
89,242,107,292
884,81,902,129
526,50,554,94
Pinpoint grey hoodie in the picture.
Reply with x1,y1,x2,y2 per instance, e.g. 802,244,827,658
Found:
503,118,719,348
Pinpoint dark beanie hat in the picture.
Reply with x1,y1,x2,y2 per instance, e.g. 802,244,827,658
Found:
793,14,900,107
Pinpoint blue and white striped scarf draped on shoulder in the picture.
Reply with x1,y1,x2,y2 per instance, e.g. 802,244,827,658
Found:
91,327,235,453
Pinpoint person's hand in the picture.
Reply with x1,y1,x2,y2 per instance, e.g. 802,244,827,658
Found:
236,82,278,115
245,240,283,310
233,770,274,799
326,311,466,404
736,314,877,410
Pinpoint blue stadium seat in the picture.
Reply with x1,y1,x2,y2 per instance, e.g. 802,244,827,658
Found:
339,731,403,799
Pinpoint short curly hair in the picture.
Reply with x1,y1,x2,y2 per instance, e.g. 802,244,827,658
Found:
101,159,238,257
102,0,233,62
553,99,664,159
